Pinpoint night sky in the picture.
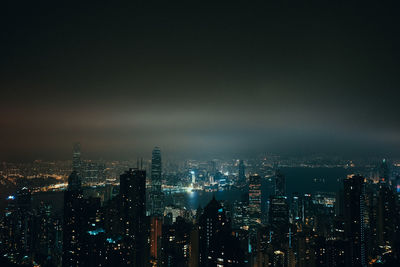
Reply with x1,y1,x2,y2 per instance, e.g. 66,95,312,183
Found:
1,1,400,160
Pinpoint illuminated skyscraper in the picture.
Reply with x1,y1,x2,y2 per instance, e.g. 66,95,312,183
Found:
150,147,164,216
16,187,33,256
161,217,192,266
119,168,148,266
249,174,262,229
209,160,217,177
232,199,250,230
268,195,289,235
83,161,105,184
377,184,396,249
343,175,366,267
63,144,84,266
191,170,196,185
72,142,81,174
198,197,245,266
63,143,105,267
275,170,286,196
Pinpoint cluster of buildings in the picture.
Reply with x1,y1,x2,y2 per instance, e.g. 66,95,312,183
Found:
0,145,399,266
0,187,63,266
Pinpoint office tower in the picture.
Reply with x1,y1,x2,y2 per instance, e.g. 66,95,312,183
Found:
119,168,148,267
209,160,217,177
343,175,366,267
238,160,246,185
248,174,262,227
291,192,301,223
275,170,286,196
72,142,81,173
150,147,164,216
151,147,162,187
232,199,250,230
268,195,289,240
191,171,196,185
198,197,244,266
83,161,105,184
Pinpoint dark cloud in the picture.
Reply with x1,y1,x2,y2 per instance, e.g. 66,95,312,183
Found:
1,1,400,160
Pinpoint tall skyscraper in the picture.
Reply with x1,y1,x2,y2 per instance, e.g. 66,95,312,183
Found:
63,171,84,266
249,174,262,242
232,198,250,230
268,195,289,236
343,175,366,267
198,197,244,266
209,160,217,177
72,142,81,173
377,184,396,248
83,161,105,184
63,143,105,267
290,192,301,222
161,217,192,266
275,170,286,196
150,147,164,216
249,174,262,220
63,143,84,267
119,168,148,266
16,187,33,257
191,170,196,185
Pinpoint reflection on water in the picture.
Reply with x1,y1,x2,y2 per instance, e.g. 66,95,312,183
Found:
173,167,352,210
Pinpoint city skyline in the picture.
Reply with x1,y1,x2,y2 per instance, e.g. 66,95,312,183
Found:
1,2,400,266
0,142,399,266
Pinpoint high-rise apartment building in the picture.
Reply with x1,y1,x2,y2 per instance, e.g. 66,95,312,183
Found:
119,168,148,266
343,175,366,267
